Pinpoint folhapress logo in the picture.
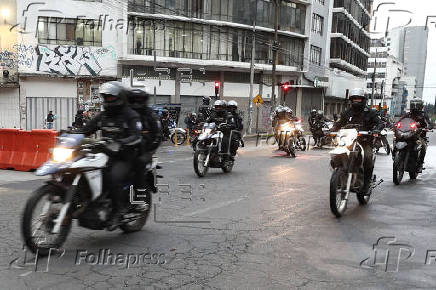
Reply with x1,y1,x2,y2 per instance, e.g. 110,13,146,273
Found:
360,237,414,272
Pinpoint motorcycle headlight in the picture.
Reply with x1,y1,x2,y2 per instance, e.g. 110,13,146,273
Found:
279,123,294,133
52,147,74,163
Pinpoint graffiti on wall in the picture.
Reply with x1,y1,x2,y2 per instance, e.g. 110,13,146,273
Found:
35,45,117,76
0,45,35,70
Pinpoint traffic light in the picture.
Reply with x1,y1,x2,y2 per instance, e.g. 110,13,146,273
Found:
281,82,291,94
214,81,221,98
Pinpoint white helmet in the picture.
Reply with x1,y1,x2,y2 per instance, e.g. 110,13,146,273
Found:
349,88,365,98
228,100,238,108
283,106,292,114
214,100,226,111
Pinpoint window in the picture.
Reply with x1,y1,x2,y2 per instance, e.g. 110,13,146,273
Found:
310,45,322,65
312,14,324,35
129,17,304,67
37,17,102,46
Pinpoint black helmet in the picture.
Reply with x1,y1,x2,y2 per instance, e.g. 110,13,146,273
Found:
349,88,367,112
203,96,211,106
127,87,150,111
100,81,127,113
310,109,317,117
410,99,424,113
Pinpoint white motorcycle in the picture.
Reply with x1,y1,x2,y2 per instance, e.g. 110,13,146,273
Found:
21,134,158,255
193,122,235,177
329,126,382,218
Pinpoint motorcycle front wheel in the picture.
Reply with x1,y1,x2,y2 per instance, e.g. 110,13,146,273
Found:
393,151,405,185
21,184,72,256
286,137,296,158
170,132,186,145
194,151,209,177
329,168,348,218
382,136,391,155
298,136,307,151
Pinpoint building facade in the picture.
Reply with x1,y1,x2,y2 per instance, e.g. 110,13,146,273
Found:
302,0,331,122
366,37,404,114
387,26,428,99
124,0,313,131
324,0,372,118
0,0,19,128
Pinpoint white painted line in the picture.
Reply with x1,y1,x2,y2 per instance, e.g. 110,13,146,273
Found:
185,197,246,216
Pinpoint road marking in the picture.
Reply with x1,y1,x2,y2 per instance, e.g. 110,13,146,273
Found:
158,157,192,164
184,197,246,216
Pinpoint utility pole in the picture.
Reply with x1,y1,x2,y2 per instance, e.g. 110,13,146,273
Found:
371,48,377,106
247,12,257,134
271,0,279,109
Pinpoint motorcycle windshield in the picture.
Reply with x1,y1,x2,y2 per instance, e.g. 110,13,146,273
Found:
57,133,85,148
203,123,216,130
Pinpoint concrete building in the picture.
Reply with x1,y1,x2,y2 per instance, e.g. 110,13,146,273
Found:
324,0,372,118
124,0,313,131
0,0,19,128
387,26,428,99
366,37,404,114
302,0,331,122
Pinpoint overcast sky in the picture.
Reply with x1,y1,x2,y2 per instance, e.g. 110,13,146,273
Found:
371,0,436,104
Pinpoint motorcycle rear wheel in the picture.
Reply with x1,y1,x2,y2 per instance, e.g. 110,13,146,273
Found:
221,160,234,173
22,185,72,256
194,151,208,177
120,188,152,233
330,169,348,218
393,152,405,185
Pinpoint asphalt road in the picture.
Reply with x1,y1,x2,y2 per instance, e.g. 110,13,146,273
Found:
1,133,436,289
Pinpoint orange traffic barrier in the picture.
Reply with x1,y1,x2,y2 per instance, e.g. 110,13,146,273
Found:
0,129,58,171
32,130,58,170
0,129,21,169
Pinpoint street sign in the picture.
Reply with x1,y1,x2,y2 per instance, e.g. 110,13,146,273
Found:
314,77,318,88
253,94,264,105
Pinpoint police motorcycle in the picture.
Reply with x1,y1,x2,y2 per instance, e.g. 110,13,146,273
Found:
329,125,382,218
193,122,235,177
169,120,188,145
21,134,158,255
294,118,307,151
273,119,298,157
319,121,334,147
392,118,431,185
374,127,391,155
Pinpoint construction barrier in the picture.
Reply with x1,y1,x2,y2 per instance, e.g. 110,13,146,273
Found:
0,129,58,171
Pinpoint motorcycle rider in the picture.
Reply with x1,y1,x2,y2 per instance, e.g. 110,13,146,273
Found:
160,109,171,140
199,96,212,121
227,100,244,156
126,87,162,209
333,88,384,195
271,105,284,128
207,100,235,159
398,99,433,171
309,109,326,147
77,81,142,230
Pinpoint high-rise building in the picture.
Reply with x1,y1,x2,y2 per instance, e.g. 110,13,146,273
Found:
323,0,372,117
366,37,404,115
387,26,428,99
